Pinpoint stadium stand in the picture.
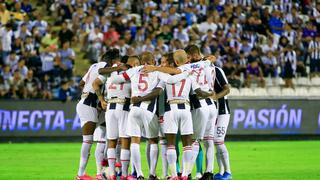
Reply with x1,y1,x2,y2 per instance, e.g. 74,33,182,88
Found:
0,0,320,100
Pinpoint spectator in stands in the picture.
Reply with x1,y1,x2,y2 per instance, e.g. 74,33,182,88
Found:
0,23,13,64
12,58,28,79
245,59,265,88
58,80,72,102
10,70,24,99
41,73,52,100
58,41,75,79
23,69,39,99
280,45,296,88
261,51,278,78
1,65,12,82
308,35,320,77
223,58,241,89
0,75,10,98
0,3,11,25
58,21,74,47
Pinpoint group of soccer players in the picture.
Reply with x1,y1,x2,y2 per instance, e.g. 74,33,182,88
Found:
75,45,232,180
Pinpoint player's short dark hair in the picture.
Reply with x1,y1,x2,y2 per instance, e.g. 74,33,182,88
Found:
184,44,200,56
101,48,121,64
121,55,129,64
166,52,176,67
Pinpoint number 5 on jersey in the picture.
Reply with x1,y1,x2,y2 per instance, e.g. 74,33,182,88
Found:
138,74,148,92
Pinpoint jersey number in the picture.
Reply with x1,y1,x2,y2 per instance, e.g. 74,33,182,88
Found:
196,68,208,85
171,79,186,97
138,74,148,92
108,83,124,90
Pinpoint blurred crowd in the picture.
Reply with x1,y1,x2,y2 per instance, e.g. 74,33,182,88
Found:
0,0,320,100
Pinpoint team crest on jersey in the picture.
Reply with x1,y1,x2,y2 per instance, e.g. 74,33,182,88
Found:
190,64,200,69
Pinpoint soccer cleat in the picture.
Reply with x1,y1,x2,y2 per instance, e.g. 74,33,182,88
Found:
167,176,179,180
131,171,137,178
76,174,95,180
127,175,137,180
213,173,223,180
148,175,159,180
200,172,213,180
96,174,103,180
188,174,192,180
180,176,188,180
107,175,116,180
137,176,144,180
195,172,202,180
221,172,232,180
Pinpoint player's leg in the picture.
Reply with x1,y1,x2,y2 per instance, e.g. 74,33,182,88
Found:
105,109,119,179
175,131,181,176
77,121,96,177
214,114,232,180
180,109,194,178
147,114,160,179
195,144,204,179
119,111,131,179
127,107,144,178
164,110,179,179
159,116,169,179
76,103,98,179
202,104,217,180
115,139,122,176
93,125,106,180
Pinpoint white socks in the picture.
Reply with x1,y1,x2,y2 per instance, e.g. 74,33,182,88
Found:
215,143,231,173
107,148,116,175
160,140,168,178
189,141,200,172
120,149,130,176
131,143,143,177
78,135,93,176
182,145,192,176
146,142,151,169
149,144,159,176
95,142,105,174
204,140,214,173
167,146,177,177
216,151,224,174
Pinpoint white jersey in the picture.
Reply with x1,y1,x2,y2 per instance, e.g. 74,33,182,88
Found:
98,71,131,99
178,60,212,94
82,62,107,93
158,76,198,101
110,65,190,97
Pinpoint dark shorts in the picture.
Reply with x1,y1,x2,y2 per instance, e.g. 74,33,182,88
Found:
310,59,320,73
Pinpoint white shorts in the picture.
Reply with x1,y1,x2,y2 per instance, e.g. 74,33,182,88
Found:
76,99,99,127
214,114,230,143
192,101,218,140
127,106,159,139
105,106,129,139
163,104,193,135
93,125,106,142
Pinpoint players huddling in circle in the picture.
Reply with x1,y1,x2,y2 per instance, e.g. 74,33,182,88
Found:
76,45,232,180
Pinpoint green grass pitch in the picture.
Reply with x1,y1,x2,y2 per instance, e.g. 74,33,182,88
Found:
0,141,319,180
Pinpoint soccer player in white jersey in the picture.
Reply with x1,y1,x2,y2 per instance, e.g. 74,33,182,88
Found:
143,45,218,180
76,50,115,180
209,67,232,180
109,52,192,180
156,50,215,180
93,56,140,180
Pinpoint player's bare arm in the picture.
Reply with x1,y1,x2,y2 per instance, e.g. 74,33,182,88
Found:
131,88,163,104
143,65,182,75
92,78,107,109
98,65,128,75
194,88,215,99
212,84,230,100
79,80,85,90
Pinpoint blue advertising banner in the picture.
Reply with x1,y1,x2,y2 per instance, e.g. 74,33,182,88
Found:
0,99,320,137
